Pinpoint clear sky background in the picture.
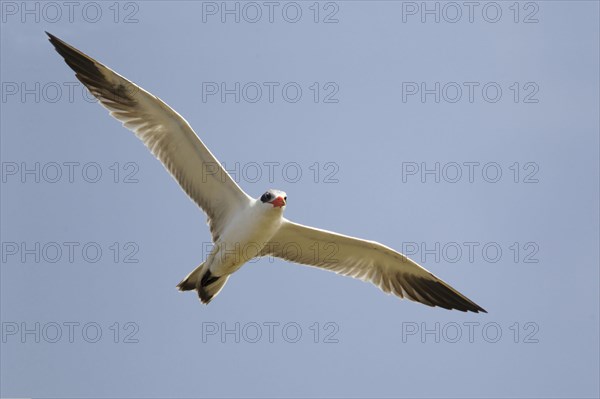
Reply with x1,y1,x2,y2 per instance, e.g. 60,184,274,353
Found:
1,1,599,398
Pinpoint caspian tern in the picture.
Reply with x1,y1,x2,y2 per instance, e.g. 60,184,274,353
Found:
47,32,486,313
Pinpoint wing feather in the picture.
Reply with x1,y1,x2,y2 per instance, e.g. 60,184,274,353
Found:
262,219,486,313
47,33,251,241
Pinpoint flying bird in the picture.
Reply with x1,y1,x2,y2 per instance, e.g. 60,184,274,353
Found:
47,32,486,313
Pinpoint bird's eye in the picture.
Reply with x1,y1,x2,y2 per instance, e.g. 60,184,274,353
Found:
261,192,272,202
284,196,287,201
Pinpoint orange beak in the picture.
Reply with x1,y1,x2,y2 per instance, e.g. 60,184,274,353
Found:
271,196,286,208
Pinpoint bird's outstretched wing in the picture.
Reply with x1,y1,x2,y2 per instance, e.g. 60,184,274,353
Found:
262,219,486,313
47,33,251,241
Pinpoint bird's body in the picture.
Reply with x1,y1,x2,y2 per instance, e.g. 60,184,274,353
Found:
47,32,487,312
178,196,285,303
214,199,284,273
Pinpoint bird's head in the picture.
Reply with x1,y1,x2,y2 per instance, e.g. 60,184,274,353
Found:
259,189,287,209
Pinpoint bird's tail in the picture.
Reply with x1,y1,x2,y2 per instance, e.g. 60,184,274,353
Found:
176,262,229,304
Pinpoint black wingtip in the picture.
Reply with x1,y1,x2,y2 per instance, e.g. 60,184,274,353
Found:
448,305,486,314
406,274,487,313
46,31,76,56
464,302,487,313
46,31,58,46
46,31,60,43
467,303,487,314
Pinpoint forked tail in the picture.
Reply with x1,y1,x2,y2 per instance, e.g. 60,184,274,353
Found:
176,263,229,304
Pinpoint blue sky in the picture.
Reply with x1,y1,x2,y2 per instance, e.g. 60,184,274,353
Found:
1,1,599,398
